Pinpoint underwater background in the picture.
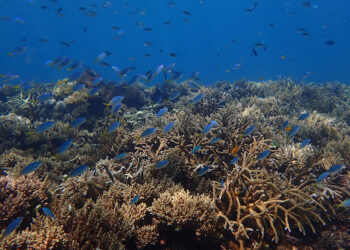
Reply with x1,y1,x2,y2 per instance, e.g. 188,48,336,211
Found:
0,0,350,250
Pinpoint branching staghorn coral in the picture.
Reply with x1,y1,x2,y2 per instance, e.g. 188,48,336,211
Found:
212,136,349,249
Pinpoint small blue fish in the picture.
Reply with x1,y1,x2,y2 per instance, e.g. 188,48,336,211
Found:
20,161,42,175
230,157,239,165
71,117,86,128
93,76,103,85
140,127,157,138
114,153,127,160
201,123,213,136
299,138,311,149
190,145,201,155
3,217,23,237
58,139,73,155
35,121,56,133
169,91,180,100
69,165,89,177
108,96,124,106
316,172,330,183
108,121,120,134
287,126,300,137
209,137,220,143
298,113,310,120
42,207,56,219
210,120,219,127
88,87,99,96
338,198,350,207
198,166,210,177
155,160,169,170
221,179,224,188
112,102,122,114
157,107,168,118
163,122,174,134
94,52,107,63
282,120,289,131
328,164,345,174
72,83,85,91
192,93,203,105
130,195,140,205
257,150,271,161
244,125,255,136
37,93,52,102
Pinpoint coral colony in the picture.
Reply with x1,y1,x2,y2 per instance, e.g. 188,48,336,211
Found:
0,77,350,249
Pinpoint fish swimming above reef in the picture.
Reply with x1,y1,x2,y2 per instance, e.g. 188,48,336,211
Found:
298,113,310,120
244,125,255,136
287,126,300,137
299,138,311,149
35,121,56,134
157,107,168,118
140,127,157,138
337,198,350,208
20,161,42,175
71,117,86,128
316,171,330,183
192,93,203,105
201,122,213,136
3,217,23,237
155,160,169,170
130,195,140,205
169,91,180,101
58,139,73,155
108,121,120,134
209,137,220,143
112,102,122,114
257,150,271,161
163,122,175,134
328,164,345,174
42,207,56,219
230,157,239,165
191,145,201,154
69,165,89,177
114,153,127,160
198,166,210,177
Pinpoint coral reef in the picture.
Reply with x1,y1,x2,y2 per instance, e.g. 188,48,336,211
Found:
0,77,349,249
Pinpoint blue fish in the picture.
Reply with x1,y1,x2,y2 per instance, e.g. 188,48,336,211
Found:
72,83,85,91
338,198,350,207
298,113,310,120
299,138,311,149
209,137,220,143
244,125,255,136
69,165,89,177
108,96,124,106
198,166,210,177
130,195,140,205
163,122,174,134
58,139,73,155
108,121,120,134
210,120,219,127
328,164,344,174
257,150,271,161
221,179,224,188
3,217,23,237
190,145,201,154
282,120,289,131
88,87,99,96
71,117,86,128
316,172,330,183
201,123,213,136
93,76,103,85
157,107,168,118
140,127,157,138
114,153,127,160
37,93,52,102
287,126,300,137
20,161,42,175
155,160,169,169
169,91,180,100
112,102,122,114
42,207,56,219
230,157,239,165
192,93,203,105
35,121,56,133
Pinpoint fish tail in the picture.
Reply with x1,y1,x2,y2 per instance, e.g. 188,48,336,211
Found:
103,103,111,107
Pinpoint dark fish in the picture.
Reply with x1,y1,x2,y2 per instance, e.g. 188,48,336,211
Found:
20,161,42,175
252,48,258,56
183,11,191,15
67,60,82,71
88,87,99,96
60,41,71,47
85,10,98,17
144,41,152,47
37,38,48,43
144,28,152,31
155,160,169,170
162,21,171,25
325,40,335,46
3,217,23,237
42,207,56,219
57,57,72,69
169,52,176,57
69,165,89,177
245,1,258,12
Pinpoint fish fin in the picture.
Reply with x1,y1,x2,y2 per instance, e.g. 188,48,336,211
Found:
103,102,111,107
54,154,59,160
